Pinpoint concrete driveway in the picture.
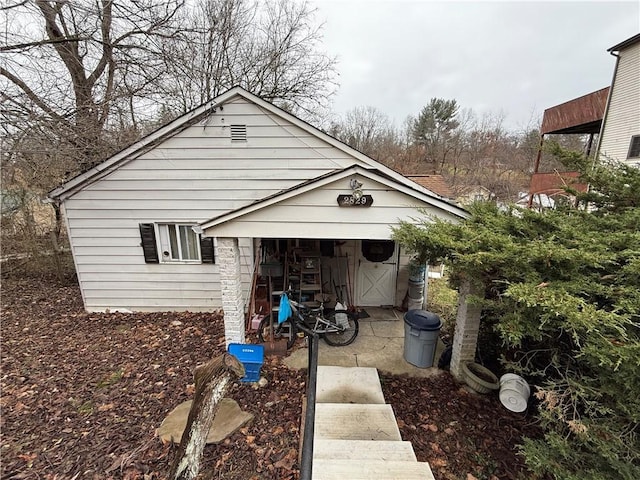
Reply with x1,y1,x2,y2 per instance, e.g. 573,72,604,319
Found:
283,307,446,378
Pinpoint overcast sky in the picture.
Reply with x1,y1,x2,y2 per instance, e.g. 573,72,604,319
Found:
312,0,639,132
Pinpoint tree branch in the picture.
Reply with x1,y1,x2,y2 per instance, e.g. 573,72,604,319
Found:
0,35,85,52
0,66,66,121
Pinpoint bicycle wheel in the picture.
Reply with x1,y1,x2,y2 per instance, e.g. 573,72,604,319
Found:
323,310,359,346
257,314,297,349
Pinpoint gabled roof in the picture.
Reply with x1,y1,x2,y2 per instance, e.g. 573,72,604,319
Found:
200,166,467,231
47,86,456,204
608,33,640,52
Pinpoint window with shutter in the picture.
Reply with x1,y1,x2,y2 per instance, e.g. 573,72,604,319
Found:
140,223,215,264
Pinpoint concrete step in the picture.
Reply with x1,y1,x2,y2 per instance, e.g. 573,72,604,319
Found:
312,459,435,480
313,438,417,461
314,403,401,441
316,366,385,404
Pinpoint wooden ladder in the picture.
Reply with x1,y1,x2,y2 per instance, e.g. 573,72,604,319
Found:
298,252,322,307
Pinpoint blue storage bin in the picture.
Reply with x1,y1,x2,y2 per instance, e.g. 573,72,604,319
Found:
228,343,264,382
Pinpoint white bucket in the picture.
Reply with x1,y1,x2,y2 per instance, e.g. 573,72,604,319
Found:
499,373,530,413
407,296,424,311
408,279,425,299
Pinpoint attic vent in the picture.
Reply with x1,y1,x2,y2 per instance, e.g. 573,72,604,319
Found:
628,135,640,159
230,124,247,142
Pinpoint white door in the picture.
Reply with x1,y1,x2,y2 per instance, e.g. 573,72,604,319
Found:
356,240,398,306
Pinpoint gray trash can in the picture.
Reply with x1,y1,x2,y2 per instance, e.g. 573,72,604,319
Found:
403,310,442,368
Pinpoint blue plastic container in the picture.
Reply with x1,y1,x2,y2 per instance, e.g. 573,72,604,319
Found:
228,343,264,382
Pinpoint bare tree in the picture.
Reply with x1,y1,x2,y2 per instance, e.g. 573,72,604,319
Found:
1,0,337,255
159,0,337,118
1,0,336,180
329,106,399,161
1,0,186,174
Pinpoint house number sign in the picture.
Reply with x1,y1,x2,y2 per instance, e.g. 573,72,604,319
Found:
337,194,373,207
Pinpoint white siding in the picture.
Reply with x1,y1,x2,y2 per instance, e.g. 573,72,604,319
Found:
205,175,458,240
64,97,369,312
599,42,640,165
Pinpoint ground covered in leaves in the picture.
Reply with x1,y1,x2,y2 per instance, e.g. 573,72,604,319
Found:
1,276,542,479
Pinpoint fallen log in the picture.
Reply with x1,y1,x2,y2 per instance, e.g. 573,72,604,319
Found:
170,353,245,480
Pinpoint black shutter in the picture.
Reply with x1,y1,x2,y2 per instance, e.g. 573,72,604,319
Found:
200,237,215,264
139,223,159,263
628,135,640,159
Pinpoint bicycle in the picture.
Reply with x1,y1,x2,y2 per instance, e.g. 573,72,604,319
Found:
257,292,359,348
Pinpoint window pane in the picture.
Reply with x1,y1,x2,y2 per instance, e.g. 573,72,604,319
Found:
179,225,199,260
168,225,179,259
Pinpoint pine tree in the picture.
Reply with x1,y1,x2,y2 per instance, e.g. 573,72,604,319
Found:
393,145,640,479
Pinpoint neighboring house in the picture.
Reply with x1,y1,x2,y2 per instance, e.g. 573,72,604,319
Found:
456,185,493,205
48,87,467,345
526,86,609,209
598,33,640,167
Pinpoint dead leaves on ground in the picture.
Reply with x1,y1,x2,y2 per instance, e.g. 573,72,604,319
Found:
382,374,543,480
1,278,305,479
1,277,541,479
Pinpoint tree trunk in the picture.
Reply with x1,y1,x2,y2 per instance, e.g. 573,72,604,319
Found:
170,353,245,480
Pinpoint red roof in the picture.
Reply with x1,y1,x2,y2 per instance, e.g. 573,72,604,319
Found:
407,175,454,199
540,88,609,135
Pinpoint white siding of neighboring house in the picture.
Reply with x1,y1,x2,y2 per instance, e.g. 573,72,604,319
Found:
599,41,640,165
63,96,369,312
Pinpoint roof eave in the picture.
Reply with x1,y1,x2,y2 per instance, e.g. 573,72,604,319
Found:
607,33,640,52
47,85,463,208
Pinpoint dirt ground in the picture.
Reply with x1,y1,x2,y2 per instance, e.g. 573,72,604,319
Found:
1,276,542,479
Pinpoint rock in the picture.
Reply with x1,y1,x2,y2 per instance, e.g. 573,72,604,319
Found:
156,397,254,444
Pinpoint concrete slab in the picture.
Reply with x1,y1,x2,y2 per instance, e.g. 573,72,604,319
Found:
314,403,401,441
357,322,376,336
370,321,404,338
312,459,435,480
282,318,446,378
361,307,400,321
313,439,417,461
156,397,253,444
316,366,385,404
